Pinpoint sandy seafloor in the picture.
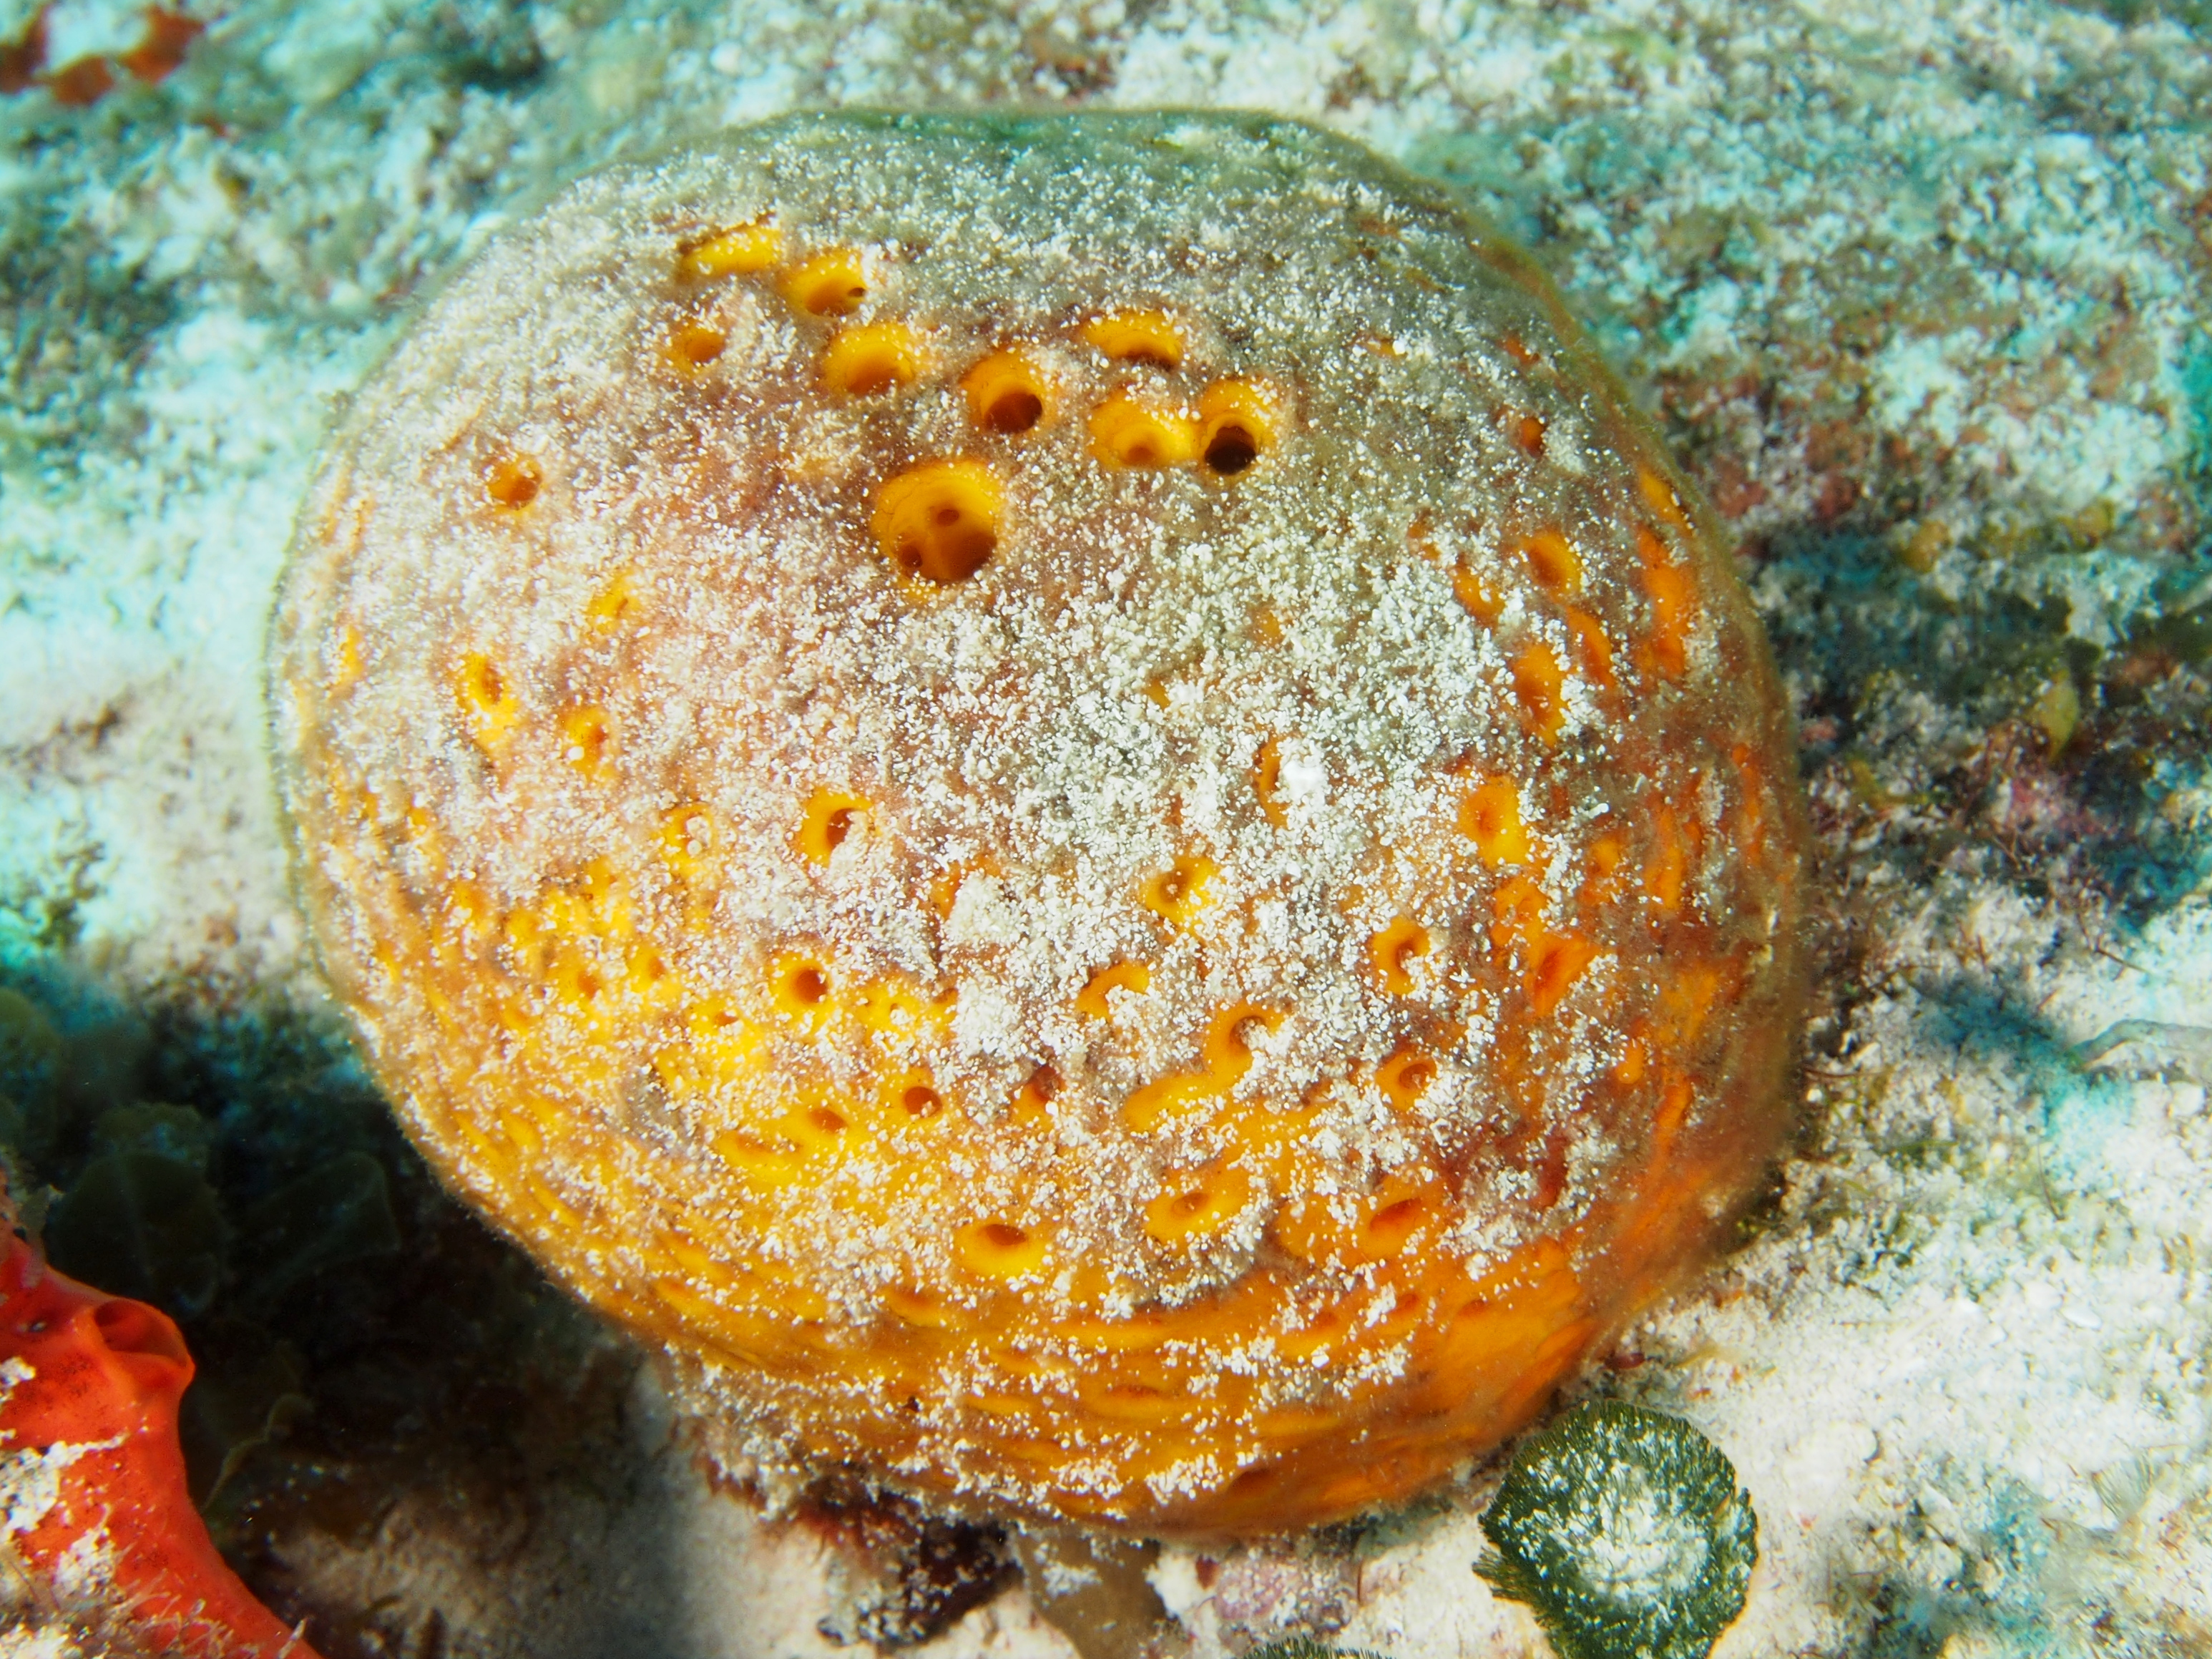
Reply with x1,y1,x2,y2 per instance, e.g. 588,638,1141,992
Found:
4,1,2212,1655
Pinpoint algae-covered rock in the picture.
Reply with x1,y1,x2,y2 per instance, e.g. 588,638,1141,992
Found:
1479,1401,1756,1659
1245,1640,1394,1659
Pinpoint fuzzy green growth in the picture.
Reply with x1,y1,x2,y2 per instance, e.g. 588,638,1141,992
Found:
1477,1401,1756,1659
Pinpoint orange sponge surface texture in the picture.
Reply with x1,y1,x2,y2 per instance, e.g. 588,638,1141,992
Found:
270,110,1809,1537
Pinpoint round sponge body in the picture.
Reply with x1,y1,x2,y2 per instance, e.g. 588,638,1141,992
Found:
271,110,1807,1536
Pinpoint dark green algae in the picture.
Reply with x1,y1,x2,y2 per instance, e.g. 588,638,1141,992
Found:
0,967,643,1644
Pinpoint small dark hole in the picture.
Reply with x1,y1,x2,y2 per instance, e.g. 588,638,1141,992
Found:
934,505,961,526
823,808,852,848
930,527,995,583
790,966,828,1004
842,358,897,396
675,326,727,366
1369,1197,1424,1235
985,390,1044,434
903,1086,942,1118
1205,427,1258,475
979,1222,1027,1249
486,459,541,509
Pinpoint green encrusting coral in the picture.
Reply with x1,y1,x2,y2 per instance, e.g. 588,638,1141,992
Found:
1478,1401,1756,1659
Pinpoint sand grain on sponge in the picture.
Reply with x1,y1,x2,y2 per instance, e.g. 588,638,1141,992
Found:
269,109,1808,1535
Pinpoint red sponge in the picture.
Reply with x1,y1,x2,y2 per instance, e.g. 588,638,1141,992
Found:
0,1235,321,1658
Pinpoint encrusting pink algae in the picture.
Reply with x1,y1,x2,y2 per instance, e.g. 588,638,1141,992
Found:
269,109,1809,1537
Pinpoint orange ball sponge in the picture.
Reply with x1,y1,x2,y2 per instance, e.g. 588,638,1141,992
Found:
270,111,1808,1536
